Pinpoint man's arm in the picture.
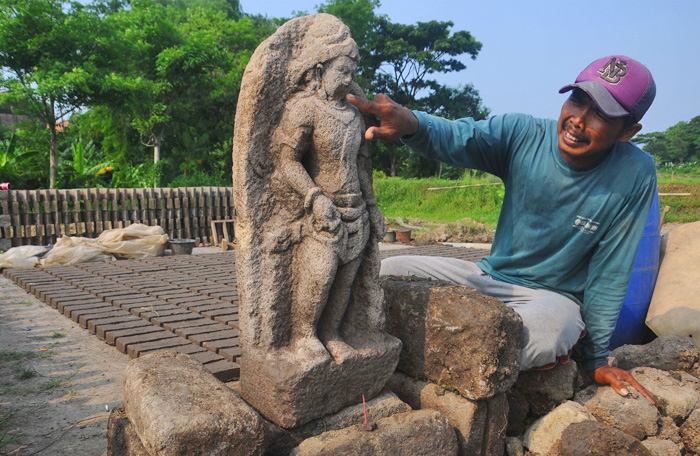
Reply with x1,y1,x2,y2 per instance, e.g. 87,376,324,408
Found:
346,93,418,141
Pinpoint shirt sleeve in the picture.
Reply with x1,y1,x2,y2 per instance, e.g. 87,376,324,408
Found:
580,168,657,371
400,111,533,179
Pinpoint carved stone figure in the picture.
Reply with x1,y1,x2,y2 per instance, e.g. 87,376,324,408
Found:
232,14,401,429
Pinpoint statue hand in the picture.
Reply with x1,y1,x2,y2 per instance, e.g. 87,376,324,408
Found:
312,194,342,234
346,93,419,142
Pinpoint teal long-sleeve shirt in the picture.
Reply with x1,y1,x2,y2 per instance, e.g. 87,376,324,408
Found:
402,111,657,371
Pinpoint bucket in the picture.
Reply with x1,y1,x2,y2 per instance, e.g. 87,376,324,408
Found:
395,229,411,243
383,230,397,243
169,238,195,255
609,191,661,349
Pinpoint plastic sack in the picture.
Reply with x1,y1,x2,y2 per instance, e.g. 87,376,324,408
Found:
40,244,114,266
0,245,47,269
646,221,700,341
95,223,168,259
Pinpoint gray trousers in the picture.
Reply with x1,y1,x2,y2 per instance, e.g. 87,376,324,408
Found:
380,255,586,371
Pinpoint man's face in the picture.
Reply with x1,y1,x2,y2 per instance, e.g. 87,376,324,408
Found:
557,89,639,168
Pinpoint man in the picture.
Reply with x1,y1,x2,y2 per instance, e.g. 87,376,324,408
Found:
347,55,657,403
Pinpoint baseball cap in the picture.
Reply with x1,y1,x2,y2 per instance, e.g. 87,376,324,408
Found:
559,55,656,122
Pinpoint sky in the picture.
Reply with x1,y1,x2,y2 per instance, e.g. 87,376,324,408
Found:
240,0,700,135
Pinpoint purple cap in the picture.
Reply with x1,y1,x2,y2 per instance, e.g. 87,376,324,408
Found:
559,55,656,122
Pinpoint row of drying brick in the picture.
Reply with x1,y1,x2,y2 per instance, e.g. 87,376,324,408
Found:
3,264,241,381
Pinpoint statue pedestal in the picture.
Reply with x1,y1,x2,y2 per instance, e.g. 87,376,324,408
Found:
241,331,401,429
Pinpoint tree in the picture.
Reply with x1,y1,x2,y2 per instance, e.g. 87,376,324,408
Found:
636,116,700,164
0,0,101,187
316,0,488,177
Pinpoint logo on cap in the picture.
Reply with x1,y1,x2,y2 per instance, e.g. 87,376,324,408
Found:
598,57,627,84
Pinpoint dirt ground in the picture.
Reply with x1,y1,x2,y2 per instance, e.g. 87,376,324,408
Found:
0,276,129,456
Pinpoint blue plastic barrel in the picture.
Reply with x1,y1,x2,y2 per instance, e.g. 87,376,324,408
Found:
608,191,661,349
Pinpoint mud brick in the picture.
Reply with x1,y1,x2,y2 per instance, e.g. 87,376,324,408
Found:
106,325,165,344
78,310,127,329
127,337,192,358
113,297,159,309
139,286,178,294
115,330,176,353
174,322,227,339
202,338,239,353
161,318,214,332
187,351,224,365
95,319,151,340
189,330,239,346
171,344,208,356
186,303,229,314
49,293,94,308
204,359,240,381
61,301,110,318
218,346,241,362
96,289,135,300
166,295,212,306
136,307,188,321
150,312,202,327
87,314,140,334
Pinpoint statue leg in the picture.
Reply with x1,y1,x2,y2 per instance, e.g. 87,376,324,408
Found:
291,237,338,358
317,254,363,360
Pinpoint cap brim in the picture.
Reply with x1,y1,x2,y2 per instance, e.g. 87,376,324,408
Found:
559,80,630,119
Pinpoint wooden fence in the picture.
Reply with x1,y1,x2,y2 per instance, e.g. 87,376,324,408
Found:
0,187,235,250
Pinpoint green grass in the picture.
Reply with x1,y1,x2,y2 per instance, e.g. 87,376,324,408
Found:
374,175,504,227
0,406,20,451
15,369,36,380
0,351,37,362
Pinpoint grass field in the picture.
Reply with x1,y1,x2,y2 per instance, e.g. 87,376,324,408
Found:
375,171,700,227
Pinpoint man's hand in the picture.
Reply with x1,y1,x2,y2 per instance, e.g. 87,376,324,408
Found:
346,93,419,142
590,365,656,406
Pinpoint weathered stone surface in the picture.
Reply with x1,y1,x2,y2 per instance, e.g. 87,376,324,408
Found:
514,360,578,415
575,384,659,440
386,372,506,456
655,416,683,446
505,437,524,456
382,277,522,400
506,389,530,437
523,400,596,456
232,13,401,428
560,421,653,456
264,389,411,455
611,334,699,371
641,438,682,456
680,408,700,454
631,367,699,422
290,410,458,456
107,403,148,456
123,351,266,456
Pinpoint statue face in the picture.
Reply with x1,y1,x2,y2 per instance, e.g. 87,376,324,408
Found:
321,55,357,100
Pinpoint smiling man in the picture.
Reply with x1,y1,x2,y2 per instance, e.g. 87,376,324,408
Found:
347,55,657,402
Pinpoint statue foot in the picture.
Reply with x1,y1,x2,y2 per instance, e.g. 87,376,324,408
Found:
324,339,358,362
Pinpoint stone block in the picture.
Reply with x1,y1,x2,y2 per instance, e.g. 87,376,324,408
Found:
575,384,659,440
612,334,699,371
560,421,653,456
641,438,682,456
631,367,699,423
106,403,148,456
124,351,266,456
382,277,522,400
264,389,412,455
290,410,458,456
523,400,596,455
386,372,506,456
680,408,700,454
514,360,579,415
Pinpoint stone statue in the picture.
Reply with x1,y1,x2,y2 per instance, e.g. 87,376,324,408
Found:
232,14,401,429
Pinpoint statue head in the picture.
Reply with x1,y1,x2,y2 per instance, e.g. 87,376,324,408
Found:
289,16,360,97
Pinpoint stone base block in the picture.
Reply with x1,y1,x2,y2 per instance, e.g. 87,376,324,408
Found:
123,351,267,456
107,403,148,456
387,372,507,456
264,389,412,454
241,331,401,428
382,277,522,400
290,409,459,455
